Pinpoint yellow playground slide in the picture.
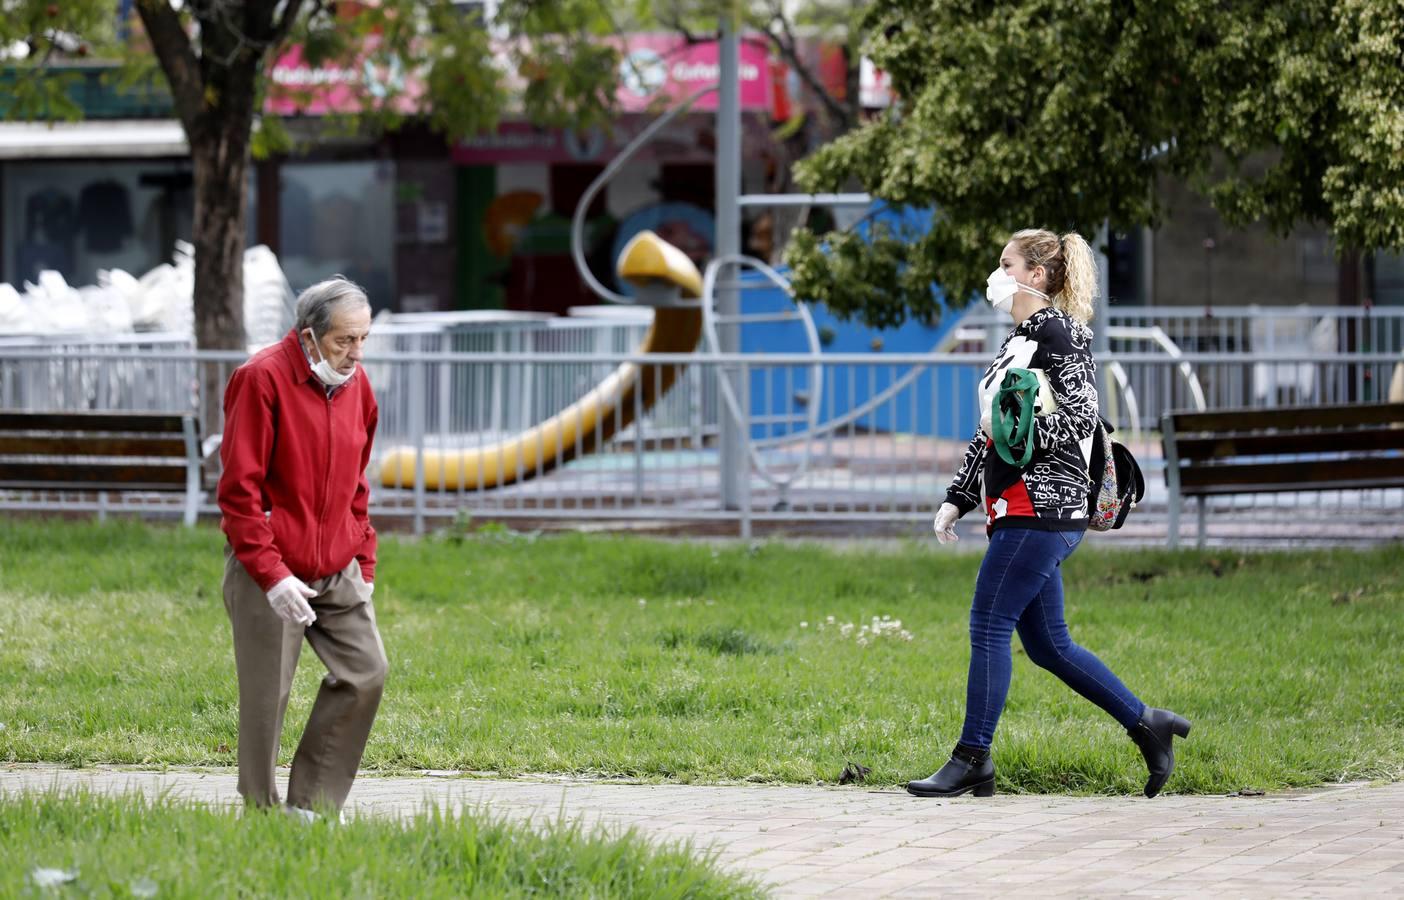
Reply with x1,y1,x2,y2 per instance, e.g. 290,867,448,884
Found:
378,231,703,491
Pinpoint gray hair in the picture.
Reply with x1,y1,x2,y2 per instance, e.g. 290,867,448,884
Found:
294,277,370,336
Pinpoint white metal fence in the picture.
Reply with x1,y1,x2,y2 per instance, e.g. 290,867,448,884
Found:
3,308,1403,545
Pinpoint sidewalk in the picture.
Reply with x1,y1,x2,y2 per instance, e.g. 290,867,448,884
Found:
5,766,1403,897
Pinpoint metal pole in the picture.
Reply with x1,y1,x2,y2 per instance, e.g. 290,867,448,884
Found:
411,360,427,537
717,8,744,510
1095,221,1112,405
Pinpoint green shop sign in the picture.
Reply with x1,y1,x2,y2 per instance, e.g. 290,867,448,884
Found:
0,64,174,120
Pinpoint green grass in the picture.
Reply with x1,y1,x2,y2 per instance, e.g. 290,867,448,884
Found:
2,519,1402,795
0,790,758,898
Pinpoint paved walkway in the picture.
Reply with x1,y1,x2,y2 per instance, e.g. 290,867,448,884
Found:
5,766,1403,897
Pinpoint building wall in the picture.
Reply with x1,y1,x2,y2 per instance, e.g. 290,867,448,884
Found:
1148,176,1338,308
1,158,194,288
394,159,457,313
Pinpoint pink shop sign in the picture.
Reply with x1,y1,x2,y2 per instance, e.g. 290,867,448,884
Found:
265,40,421,116
615,34,771,112
265,33,769,118
452,113,774,165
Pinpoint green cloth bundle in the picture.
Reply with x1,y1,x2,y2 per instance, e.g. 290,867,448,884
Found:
992,367,1045,466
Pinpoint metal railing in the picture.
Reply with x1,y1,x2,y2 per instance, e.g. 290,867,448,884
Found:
366,313,715,443
1103,305,1404,356
3,343,1402,544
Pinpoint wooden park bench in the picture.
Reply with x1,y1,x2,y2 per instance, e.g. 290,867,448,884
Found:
0,410,214,526
1161,403,1404,548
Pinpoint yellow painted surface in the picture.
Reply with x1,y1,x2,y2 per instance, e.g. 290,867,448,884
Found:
379,232,705,491
616,230,704,299
378,306,701,490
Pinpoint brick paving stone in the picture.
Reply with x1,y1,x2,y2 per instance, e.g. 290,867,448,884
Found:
4,766,1404,897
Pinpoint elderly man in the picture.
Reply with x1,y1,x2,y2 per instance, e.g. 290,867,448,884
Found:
217,277,386,818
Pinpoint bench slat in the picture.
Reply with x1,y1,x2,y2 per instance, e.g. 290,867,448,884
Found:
1173,427,1404,461
0,411,191,434
1168,403,1404,433
1180,477,1404,496
1178,457,1404,492
0,436,189,457
0,462,188,487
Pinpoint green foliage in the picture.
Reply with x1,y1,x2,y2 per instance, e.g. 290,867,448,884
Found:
2,520,1403,795
0,791,759,898
0,1,117,119
0,67,84,120
0,0,635,348
1,1,627,158
785,0,1404,327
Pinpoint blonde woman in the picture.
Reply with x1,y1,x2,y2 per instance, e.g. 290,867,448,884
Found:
909,230,1190,799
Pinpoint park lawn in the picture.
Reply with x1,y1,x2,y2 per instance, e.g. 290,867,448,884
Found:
1,519,1401,795
0,790,758,899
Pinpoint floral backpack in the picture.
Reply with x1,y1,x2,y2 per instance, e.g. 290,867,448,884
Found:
1087,417,1145,531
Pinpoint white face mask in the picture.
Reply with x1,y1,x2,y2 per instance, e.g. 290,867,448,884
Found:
304,328,354,387
986,267,1049,314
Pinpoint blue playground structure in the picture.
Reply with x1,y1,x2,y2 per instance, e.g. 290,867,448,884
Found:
736,204,981,442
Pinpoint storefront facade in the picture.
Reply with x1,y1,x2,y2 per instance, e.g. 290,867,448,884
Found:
7,37,1392,318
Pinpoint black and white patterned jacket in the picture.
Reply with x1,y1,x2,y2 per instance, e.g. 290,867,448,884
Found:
944,307,1098,533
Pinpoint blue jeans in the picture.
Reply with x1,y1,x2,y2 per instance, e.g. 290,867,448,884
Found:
960,527,1145,749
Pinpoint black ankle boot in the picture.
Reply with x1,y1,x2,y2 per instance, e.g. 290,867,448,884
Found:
1128,707,1191,798
906,743,995,798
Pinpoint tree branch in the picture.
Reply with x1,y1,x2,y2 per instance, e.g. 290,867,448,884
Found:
765,5,853,130
655,5,717,46
135,0,205,132
270,0,317,48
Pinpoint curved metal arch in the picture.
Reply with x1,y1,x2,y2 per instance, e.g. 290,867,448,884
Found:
699,254,824,494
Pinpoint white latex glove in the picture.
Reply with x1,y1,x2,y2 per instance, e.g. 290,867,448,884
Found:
932,502,960,544
267,575,317,626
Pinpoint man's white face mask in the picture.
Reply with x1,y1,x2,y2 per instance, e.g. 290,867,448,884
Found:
304,328,354,387
986,267,1049,314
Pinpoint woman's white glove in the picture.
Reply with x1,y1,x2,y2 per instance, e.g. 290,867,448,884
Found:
267,575,317,626
932,502,960,544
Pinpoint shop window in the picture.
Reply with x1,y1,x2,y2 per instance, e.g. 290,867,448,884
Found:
2,160,195,288
1107,229,1144,306
279,160,396,311
1373,251,1404,307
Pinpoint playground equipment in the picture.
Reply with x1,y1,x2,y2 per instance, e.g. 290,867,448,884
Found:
699,254,824,508
1104,325,1208,437
377,15,1206,501
376,231,702,490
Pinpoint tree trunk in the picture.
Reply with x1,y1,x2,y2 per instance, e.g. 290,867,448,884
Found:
190,126,253,437
132,0,306,439
134,1,277,353
191,130,250,352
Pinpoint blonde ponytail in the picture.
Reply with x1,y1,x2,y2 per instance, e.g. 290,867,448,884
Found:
1054,232,1098,324
1008,228,1099,324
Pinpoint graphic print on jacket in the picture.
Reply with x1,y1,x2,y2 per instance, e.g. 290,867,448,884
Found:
945,307,1098,533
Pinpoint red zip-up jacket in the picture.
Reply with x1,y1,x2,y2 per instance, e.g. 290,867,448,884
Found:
218,329,378,592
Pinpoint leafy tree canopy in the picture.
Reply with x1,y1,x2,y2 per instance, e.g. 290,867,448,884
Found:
1,0,639,149
784,0,1404,327
0,0,646,349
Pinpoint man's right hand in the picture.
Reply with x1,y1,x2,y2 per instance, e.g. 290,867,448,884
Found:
266,575,317,626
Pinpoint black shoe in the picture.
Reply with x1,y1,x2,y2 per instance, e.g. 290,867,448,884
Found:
906,744,995,798
1128,707,1192,798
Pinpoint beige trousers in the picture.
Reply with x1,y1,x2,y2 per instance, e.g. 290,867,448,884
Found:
222,547,387,812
